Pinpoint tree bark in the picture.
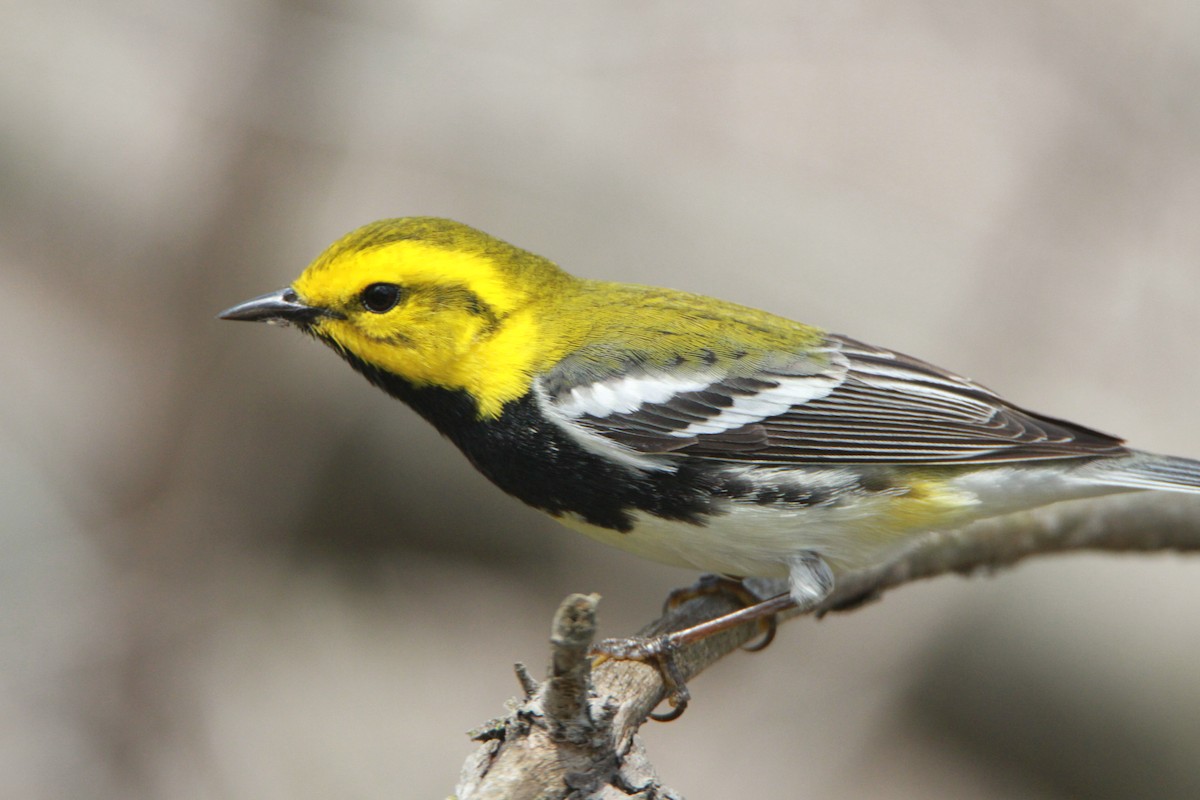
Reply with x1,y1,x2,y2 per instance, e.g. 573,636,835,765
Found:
454,492,1200,799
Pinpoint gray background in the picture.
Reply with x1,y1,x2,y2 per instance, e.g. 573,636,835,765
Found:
4,2,1200,798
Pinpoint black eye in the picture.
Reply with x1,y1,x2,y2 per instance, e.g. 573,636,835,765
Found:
361,283,402,313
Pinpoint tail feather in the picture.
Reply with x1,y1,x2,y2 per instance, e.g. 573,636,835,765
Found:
1084,451,1200,494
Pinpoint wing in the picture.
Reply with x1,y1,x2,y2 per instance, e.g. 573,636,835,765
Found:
535,334,1127,466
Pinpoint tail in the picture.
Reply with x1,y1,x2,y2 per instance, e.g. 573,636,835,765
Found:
1080,451,1200,494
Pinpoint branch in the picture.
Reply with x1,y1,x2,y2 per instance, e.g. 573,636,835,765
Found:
453,493,1200,798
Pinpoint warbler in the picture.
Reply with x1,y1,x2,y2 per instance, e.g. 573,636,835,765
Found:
220,217,1200,623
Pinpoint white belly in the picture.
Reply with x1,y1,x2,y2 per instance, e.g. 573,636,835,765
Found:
557,495,923,578
555,464,1132,578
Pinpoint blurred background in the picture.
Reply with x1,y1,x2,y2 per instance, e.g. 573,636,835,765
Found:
4,2,1200,798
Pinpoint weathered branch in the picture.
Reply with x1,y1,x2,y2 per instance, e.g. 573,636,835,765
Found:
454,493,1200,799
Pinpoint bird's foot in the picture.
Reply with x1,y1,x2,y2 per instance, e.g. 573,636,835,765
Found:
592,590,799,721
662,574,779,651
592,634,692,721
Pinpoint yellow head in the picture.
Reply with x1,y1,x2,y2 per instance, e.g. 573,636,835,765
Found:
220,217,577,416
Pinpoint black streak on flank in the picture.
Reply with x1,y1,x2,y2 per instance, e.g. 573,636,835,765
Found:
719,476,832,509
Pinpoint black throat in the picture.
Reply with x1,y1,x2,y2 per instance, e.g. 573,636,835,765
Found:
333,348,727,531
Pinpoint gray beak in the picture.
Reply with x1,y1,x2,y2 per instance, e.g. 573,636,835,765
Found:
218,288,327,325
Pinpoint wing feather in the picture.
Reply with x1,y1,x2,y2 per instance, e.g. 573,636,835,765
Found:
536,333,1127,466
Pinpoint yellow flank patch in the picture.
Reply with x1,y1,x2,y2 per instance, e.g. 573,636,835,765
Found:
888,478,977,529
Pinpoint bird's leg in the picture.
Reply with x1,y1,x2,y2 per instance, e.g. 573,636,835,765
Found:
660,574,781,651
592,592,799,720
593,552,834,721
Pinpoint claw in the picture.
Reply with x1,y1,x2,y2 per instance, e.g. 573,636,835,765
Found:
662,575,783,654
591,592,798,722
648,693,689,722
661,574,739,613
646,639,691,721
589,561,832,722
592,634,693,721
740,615,777,652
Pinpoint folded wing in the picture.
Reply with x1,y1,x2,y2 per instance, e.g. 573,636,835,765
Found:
537,335,1127,466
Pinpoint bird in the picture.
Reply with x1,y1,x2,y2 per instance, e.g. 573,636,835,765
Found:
220,217,1200,712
